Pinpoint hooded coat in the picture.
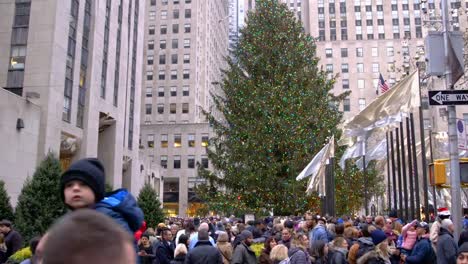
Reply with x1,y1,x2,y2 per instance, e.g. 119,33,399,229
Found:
231,242,257,264
436,227,457,264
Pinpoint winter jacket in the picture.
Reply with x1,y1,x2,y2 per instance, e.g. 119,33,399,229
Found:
348,237,374,264
329,247,348,264
1,229,23,263
288,247,311,264
216,241,233,264
169,254,186,264
184,240,223,264
405,236,436,264
429,221,440,251
188,232,216,250
231,242,257,264
436,228,457,264
401,220,418,250
153,240,175,264
312,224,329,244
356,251,390,264
280,239,292,249
95,189,144,234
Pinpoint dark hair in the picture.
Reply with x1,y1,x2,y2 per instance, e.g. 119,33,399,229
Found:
198,229,209,241
30,236,41,255
179,234,189,245
335,224,344,236
263,236,277,253
310,240,327,258
361,224,371,237
42,209,133,264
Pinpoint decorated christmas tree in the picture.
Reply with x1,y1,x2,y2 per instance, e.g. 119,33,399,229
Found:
15,153,66,242
0,180,14,221
137,183,164,228
196,0,344,215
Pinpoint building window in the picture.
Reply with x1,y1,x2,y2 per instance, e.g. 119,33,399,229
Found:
183,39,190,48
173,9,179,19
341,48,348,57
171,54,178,64
388,62,395,72
160,156,168,168
162,0,168,5
148,55,154,65
150,0,156,5
160,25,167,34
358,79,365,89
183,54,190,63
174,134,181,147
342,79,349,89
182,103,189,113
201,155,208,168
188,134,195,147
158,87,164,97
326,64,333,73
161,10,167,19
174,0,179,4
157,103,164,114
145,104,152,115
372,63,379,73
146,87,152,97
158,70,165,80
147,71,153,80
356,47,363,57
201,134,209,147
171,70,177,80
358,98,366,111
174,156,181,169
170,103,176,114
172,39,178,49
9,46,26,70
188,155,195,168
172,24,179,34
341,64,349,73
184,24,191,33
159,54,166,64
170,86,177,96
183,69,190,79
147,134,154,148
185,9,191,18
161,134,168,147
183,86,189,96
325,48,332,58
343,98,350,112
149,25,155,35
357,63,364,73
160,39,166,49
148,40,155,50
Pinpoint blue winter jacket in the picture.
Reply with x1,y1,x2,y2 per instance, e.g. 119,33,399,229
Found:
405,237,436,264
311,224,329,244
95,188,144,234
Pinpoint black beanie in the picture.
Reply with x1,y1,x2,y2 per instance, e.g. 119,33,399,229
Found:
60,158,106,203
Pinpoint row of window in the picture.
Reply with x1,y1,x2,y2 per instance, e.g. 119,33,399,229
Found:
325,47,399,58
145,103,190,114
159,155,208,169
148,39,191,50
150,0,192,6
148,54,190,65
149,9,191,20
146,86,190,97
146,134,209,148
318,30,420,42
149,23,191,35
342,98,366,112
340,78,396,90
326,62,384,74
147,69,190,81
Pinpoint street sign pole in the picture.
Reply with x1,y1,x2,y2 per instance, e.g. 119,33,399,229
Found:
442,0,462,241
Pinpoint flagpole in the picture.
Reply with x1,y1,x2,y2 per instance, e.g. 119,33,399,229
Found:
363,137,368,216
407,117,416,219
410,113,421,220
396,127,404,219
387,132,392,211
400,121,409,221
390,131,398,212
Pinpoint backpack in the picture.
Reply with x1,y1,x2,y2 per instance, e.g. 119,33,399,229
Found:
356,240,375,260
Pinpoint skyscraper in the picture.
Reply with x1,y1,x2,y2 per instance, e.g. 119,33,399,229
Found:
0,0,146,205
140,0,229,216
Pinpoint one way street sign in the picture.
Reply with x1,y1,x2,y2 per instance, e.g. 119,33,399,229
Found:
429,90,468,105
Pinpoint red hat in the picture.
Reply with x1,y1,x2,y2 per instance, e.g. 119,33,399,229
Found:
437,207,451,216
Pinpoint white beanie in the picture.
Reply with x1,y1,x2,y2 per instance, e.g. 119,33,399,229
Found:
441,219,453,230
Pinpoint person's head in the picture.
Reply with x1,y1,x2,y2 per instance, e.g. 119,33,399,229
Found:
335,224,344,236
30,236,42,255
198,222,209,232
438,207,451,220
317,217,326,225
0,220,12,234
388,209,398,221
240,230,253,246
333,237,349,250
60,158,106,210
281,228,292,242
264,236,277,252
416,221,430,237
171,224,179,235
310,240,328,258
146,227,155,236
198,229,209,241
371,229,388,249
161,228,173,241
442,219,455,233
361,224,371,237
270,244,289,262
374,216,385,228
458,242,468,264
366,215,373,224
179,234,189,246
40,209,135,264
217,232,229,243
291,233,309,250
385,218,393,230
174,243,187,258
343,227,357,239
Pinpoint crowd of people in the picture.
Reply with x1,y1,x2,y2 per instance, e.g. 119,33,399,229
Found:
1,158,468,264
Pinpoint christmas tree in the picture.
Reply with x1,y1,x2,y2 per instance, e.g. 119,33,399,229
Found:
197,0,344,215
137,183,164,228
15,153,66,242
0,180,14,221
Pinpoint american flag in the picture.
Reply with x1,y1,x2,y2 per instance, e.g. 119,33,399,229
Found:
379,73,390,94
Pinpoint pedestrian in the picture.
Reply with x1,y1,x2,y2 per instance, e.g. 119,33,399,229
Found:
153,228,175,264
0,233,6,263
271,244,290,264
348,224,374,264
357,229,390,264
401,222,436,264
260,236,278,264
280,227,293,249
309,240,328,264
40,209,137,264
288,233,311,264
329,237,349,264
457,242,468,264
311,217,329,245
431,207,451,251
400,220,419,256
184,229,223,264
232,230,257,264
216,231,233,264
169,240,187,264
188,222,216,250
19,236,41,264
437,219,458,264
60,158,144,234
138,233,155,264
0,219,23,263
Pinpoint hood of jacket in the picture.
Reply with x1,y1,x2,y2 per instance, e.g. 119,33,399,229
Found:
357,236,374,246
95,188,144,232
439,227,453,238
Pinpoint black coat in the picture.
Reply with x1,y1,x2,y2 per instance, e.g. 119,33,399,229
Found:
170,254,186,264
184,240,223,264
1,229,23,263
153,240,175,264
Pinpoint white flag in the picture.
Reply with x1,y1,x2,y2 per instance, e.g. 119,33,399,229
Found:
296,136,334,181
